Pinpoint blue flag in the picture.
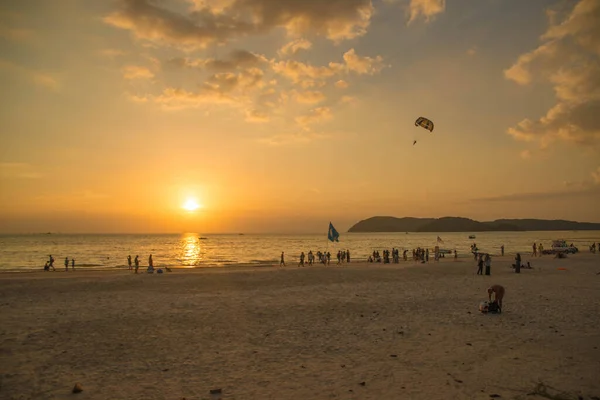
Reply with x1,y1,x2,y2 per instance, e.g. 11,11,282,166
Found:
328,222,340,242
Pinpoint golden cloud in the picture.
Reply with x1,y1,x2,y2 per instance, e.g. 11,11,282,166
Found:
335,79,349,89
278,38,312,57
407,0,446,24
505,0,600,150
294,90,326,104
168,50,268,71
122,65,155,79
104,0,375,49
245,109,270,123
295,107,333,126
271,48,386,85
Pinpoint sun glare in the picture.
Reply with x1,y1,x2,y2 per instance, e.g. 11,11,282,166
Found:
182,198,201,211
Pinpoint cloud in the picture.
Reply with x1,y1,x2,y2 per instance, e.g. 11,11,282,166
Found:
104,0,375,50
295,107,333,126
504,0,600,150
474,186,600,203
245,109,269,122
0,163,42,179
520,150,532,159
340,95,359,106
0,60,59,91
330,49,387,75
97,48,127,58
122,65,155,79
257,131,331,146
407,0,446,24
278,38,312,57
167,49,267,71
271,48,386,85
293,90,326,104
335,79,349,89
133,67,265,109
476,166,600,202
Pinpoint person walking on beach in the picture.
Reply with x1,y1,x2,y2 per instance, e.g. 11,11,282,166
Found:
127,255,132,270
454,249,458,260
532,242,537,257
501,245,504,256
280,252,285,267
71,258,75,270
484,254,491,275
48,255,55,270
134,255,140,274
308,251,313,266
64,257,69,272
487,284,505,312
538,243,544,256
148,254,154,268
298,252,305,267
476,254,484,275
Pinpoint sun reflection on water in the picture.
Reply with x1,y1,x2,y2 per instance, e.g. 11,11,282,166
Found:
180,233,202,267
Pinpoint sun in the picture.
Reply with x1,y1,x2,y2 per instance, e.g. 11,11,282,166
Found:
182,198,202,211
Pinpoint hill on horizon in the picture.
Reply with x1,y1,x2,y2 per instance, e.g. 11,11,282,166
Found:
347,216,600,232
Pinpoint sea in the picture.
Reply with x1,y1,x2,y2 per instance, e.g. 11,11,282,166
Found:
0,231,599,272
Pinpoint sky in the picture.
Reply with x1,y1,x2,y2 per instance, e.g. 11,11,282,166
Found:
0,0,599,234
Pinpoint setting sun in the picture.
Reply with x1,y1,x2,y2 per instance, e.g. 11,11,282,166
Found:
182,198,201,211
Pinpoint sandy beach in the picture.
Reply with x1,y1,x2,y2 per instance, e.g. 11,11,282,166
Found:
1,254,599,400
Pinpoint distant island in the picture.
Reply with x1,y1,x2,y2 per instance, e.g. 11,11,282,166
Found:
347,217,600,232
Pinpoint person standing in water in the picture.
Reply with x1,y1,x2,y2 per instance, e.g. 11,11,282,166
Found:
71,258,75,270
501,245,504,256
134,255,140,274
280,252,285,267
298,252,305,267
127,255,132,270
64,257,69,272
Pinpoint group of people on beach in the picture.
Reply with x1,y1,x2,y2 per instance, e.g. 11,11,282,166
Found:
126,254,171,274
282,250,352,267
43,255,75,271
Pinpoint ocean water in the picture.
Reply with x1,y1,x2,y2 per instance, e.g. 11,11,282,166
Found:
0,231,599,272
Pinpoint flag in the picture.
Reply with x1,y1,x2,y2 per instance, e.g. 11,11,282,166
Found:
437,236,444,243
328,222,340,242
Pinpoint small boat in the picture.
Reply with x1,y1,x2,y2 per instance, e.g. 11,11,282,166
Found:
199,237,208,240
469,235,476,239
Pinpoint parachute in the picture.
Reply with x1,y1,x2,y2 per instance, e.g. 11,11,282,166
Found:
415,117,434,132
413,117,434,145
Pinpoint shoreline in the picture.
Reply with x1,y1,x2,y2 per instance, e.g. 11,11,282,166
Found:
3,252,592,274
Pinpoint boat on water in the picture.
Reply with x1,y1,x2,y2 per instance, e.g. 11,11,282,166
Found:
469,235,476,239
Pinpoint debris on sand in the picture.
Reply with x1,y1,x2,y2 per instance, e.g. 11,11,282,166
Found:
72,383,83,394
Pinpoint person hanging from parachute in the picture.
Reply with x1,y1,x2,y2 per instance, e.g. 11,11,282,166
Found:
413,116,434,145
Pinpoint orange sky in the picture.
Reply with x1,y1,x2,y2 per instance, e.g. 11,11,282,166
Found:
0,0,599,233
